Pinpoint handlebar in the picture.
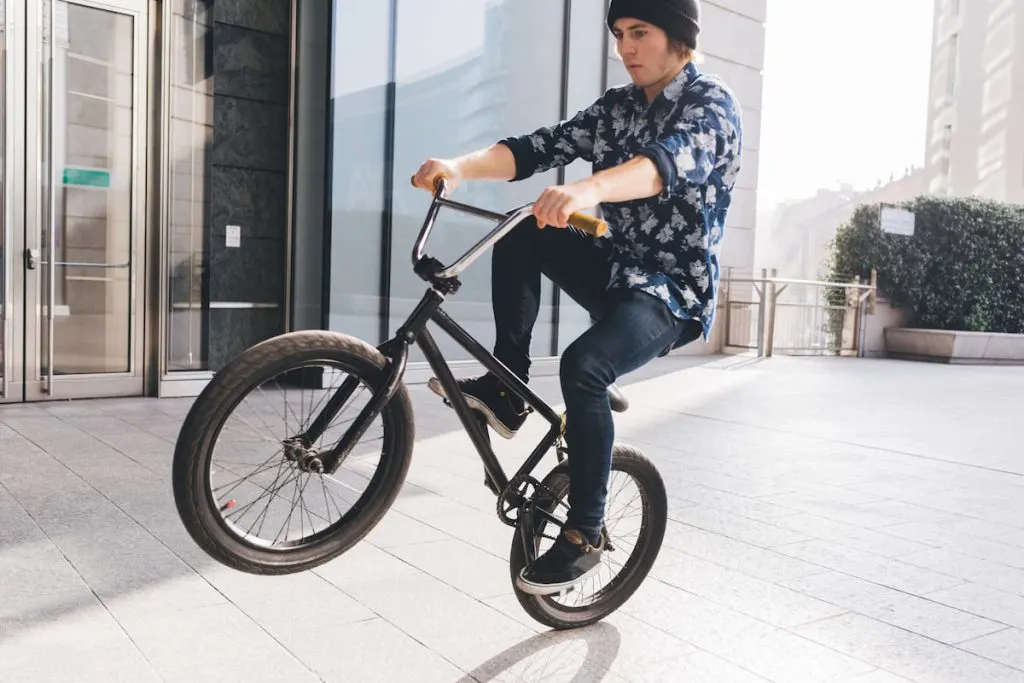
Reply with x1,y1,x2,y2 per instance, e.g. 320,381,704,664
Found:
409,175,609,282
563,211,609,237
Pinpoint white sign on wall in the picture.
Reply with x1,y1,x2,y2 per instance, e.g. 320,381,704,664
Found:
880,206,915,236
226,225,241,248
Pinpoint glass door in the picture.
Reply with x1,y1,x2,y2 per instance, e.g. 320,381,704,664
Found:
2,0,148,402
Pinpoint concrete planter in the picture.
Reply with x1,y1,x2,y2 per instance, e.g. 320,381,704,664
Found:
884,327,1024,365
861,299,909,358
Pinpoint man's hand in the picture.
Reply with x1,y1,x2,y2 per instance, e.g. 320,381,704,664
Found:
533,182,602,229
412,158,463,194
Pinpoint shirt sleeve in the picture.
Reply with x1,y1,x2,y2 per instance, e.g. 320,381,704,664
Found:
637,85,741,194
497,99,605,181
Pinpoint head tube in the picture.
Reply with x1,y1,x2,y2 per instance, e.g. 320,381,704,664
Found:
411,177,449,268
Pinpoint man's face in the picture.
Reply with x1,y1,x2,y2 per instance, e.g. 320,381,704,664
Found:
611,18,684,90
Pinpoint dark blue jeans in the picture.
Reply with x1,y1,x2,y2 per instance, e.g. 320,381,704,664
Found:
491,217,700,533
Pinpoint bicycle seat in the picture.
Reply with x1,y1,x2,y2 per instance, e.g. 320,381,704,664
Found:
608,383,629,413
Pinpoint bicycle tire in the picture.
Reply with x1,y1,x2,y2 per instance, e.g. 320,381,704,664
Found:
508,444,667,630
171,330,415,575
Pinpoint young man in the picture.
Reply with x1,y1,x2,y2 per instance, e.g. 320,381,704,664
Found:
412,0,742,595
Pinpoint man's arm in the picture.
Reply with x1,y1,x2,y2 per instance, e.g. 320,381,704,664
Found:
498,98,603,181
558,101,733,206
413,97,606,194
584,155,665,203
531,155,664,228
533,89,740,228
412,143,516,193
577,109,724,205
637,86,742,196
458,143,518,181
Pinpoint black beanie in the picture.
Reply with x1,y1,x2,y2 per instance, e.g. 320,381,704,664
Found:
607,0,701,50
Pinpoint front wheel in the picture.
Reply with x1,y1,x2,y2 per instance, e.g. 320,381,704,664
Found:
509,444,668,630
171,330,415,575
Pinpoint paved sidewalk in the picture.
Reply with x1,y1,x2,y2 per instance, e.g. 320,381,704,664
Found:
3,354,1024,682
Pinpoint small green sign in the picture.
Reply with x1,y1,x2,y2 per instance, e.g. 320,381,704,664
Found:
63,167,110,188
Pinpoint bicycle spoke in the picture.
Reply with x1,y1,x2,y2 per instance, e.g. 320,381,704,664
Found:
320,473,349,520
246,467,302,539
245,387,288,441
224,457,292,524
213,450,288,498
227,404,279,445
228,465,298,527
278,378,306,438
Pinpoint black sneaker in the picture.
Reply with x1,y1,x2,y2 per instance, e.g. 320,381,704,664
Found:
427,374,529,439
515,527,605,596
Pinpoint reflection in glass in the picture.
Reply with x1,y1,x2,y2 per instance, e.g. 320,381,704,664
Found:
389,0,565,362
166,0,213,371
45,3,134,375
556,1,609,354
326,1,391,344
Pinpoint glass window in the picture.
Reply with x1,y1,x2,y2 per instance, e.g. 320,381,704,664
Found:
166,0,214,371
388,0,565,362
326,1,392,344
557,0,608,354
946,34,958,99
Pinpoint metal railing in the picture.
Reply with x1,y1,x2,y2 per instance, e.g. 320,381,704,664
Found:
720,268,877,358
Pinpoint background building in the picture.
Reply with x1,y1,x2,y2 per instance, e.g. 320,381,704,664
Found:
0,0,765,404
758,167,929,282
925,0,1024,201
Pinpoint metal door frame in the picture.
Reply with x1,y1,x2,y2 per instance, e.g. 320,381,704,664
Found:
1,0,16,400
2,0,149,402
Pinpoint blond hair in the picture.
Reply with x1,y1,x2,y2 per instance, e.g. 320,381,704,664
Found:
670,40,704,64
611,36,704,64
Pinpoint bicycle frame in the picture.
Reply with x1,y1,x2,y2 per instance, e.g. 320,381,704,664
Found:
307,179,565,501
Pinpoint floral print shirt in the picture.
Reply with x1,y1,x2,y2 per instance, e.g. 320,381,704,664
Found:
499,62,743,348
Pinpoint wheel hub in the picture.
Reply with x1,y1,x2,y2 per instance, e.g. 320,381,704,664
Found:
283,437,324,474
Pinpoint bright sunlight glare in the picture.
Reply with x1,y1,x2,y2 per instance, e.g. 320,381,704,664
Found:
757,0,936,210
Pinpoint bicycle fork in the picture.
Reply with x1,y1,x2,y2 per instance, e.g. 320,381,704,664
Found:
300,338,409,475
303,291,444,474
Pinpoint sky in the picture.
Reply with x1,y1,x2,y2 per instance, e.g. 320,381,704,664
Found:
757,0,936,210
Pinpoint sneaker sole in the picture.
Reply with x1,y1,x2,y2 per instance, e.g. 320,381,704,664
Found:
514,561,603,596
426,377,519,440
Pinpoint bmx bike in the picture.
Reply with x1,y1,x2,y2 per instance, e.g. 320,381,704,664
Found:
171,177,668,630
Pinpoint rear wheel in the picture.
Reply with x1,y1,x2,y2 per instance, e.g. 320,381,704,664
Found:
508,444,667,630
172,330,414,575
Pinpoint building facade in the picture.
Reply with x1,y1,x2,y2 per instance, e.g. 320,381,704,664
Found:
760,168,929,283
925,0,1024,201
0,0,765,404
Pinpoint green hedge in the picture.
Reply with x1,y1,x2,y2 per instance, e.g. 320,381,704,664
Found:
825,195,1024,333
